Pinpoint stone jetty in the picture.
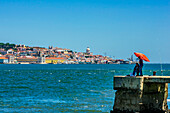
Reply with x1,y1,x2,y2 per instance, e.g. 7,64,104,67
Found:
111,76,170,113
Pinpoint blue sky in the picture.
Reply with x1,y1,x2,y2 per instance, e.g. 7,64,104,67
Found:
0,0,169,63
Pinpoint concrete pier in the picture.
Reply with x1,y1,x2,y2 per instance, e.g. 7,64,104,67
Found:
111,76,170,113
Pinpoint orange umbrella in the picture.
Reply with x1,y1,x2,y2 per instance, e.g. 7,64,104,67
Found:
134,52,150,62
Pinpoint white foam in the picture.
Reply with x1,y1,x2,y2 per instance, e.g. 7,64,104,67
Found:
38,99,66,103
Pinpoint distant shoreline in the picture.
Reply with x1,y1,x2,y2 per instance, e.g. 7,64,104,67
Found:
0,63,169,65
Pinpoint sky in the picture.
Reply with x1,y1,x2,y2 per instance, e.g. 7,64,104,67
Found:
0,0,169,63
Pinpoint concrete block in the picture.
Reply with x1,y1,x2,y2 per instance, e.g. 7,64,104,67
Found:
114,76,144,91
112,76,170,112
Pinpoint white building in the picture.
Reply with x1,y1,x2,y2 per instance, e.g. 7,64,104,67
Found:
37,56,46,64
8,56,15,64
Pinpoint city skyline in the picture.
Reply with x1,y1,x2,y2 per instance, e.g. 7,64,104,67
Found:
0,42,129,64
0,0,169,63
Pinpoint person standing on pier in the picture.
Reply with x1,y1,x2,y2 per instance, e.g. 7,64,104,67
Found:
134,52,150,76
133,63,139,76
138,56,143,76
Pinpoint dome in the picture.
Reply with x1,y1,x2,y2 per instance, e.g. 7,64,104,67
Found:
86,47,90,51
86,47,90,53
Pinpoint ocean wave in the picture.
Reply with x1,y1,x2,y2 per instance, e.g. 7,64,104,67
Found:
37,99,66,103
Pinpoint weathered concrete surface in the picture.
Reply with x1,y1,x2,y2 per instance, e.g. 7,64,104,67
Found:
144,76,170,83
114,76,144,90
111,76,170,113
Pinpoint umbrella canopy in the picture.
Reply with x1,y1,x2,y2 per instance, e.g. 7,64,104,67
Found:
134,52,150,62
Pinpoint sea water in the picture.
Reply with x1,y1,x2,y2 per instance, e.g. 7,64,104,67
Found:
0,64,170,113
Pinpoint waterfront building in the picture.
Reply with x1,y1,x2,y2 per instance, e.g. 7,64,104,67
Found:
8,55,15,64
16,57,38,64
37,56,46,64
45,57,66,64
0,57,8,64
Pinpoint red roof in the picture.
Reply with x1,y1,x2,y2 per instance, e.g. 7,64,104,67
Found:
17,56,38,59
6,54,14,56
17,57,38,59
46,57,65,60
0,57,8,59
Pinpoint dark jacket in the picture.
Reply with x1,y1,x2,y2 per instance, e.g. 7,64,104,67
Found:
139,59,143,67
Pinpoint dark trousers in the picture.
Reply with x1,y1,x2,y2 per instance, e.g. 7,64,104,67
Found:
133,67,139,76
139,65,143,75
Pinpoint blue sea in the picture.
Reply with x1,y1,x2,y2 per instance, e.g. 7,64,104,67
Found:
0,64,170,113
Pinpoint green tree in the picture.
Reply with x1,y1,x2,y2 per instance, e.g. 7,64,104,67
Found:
0,43,4,45
6,43,10,46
